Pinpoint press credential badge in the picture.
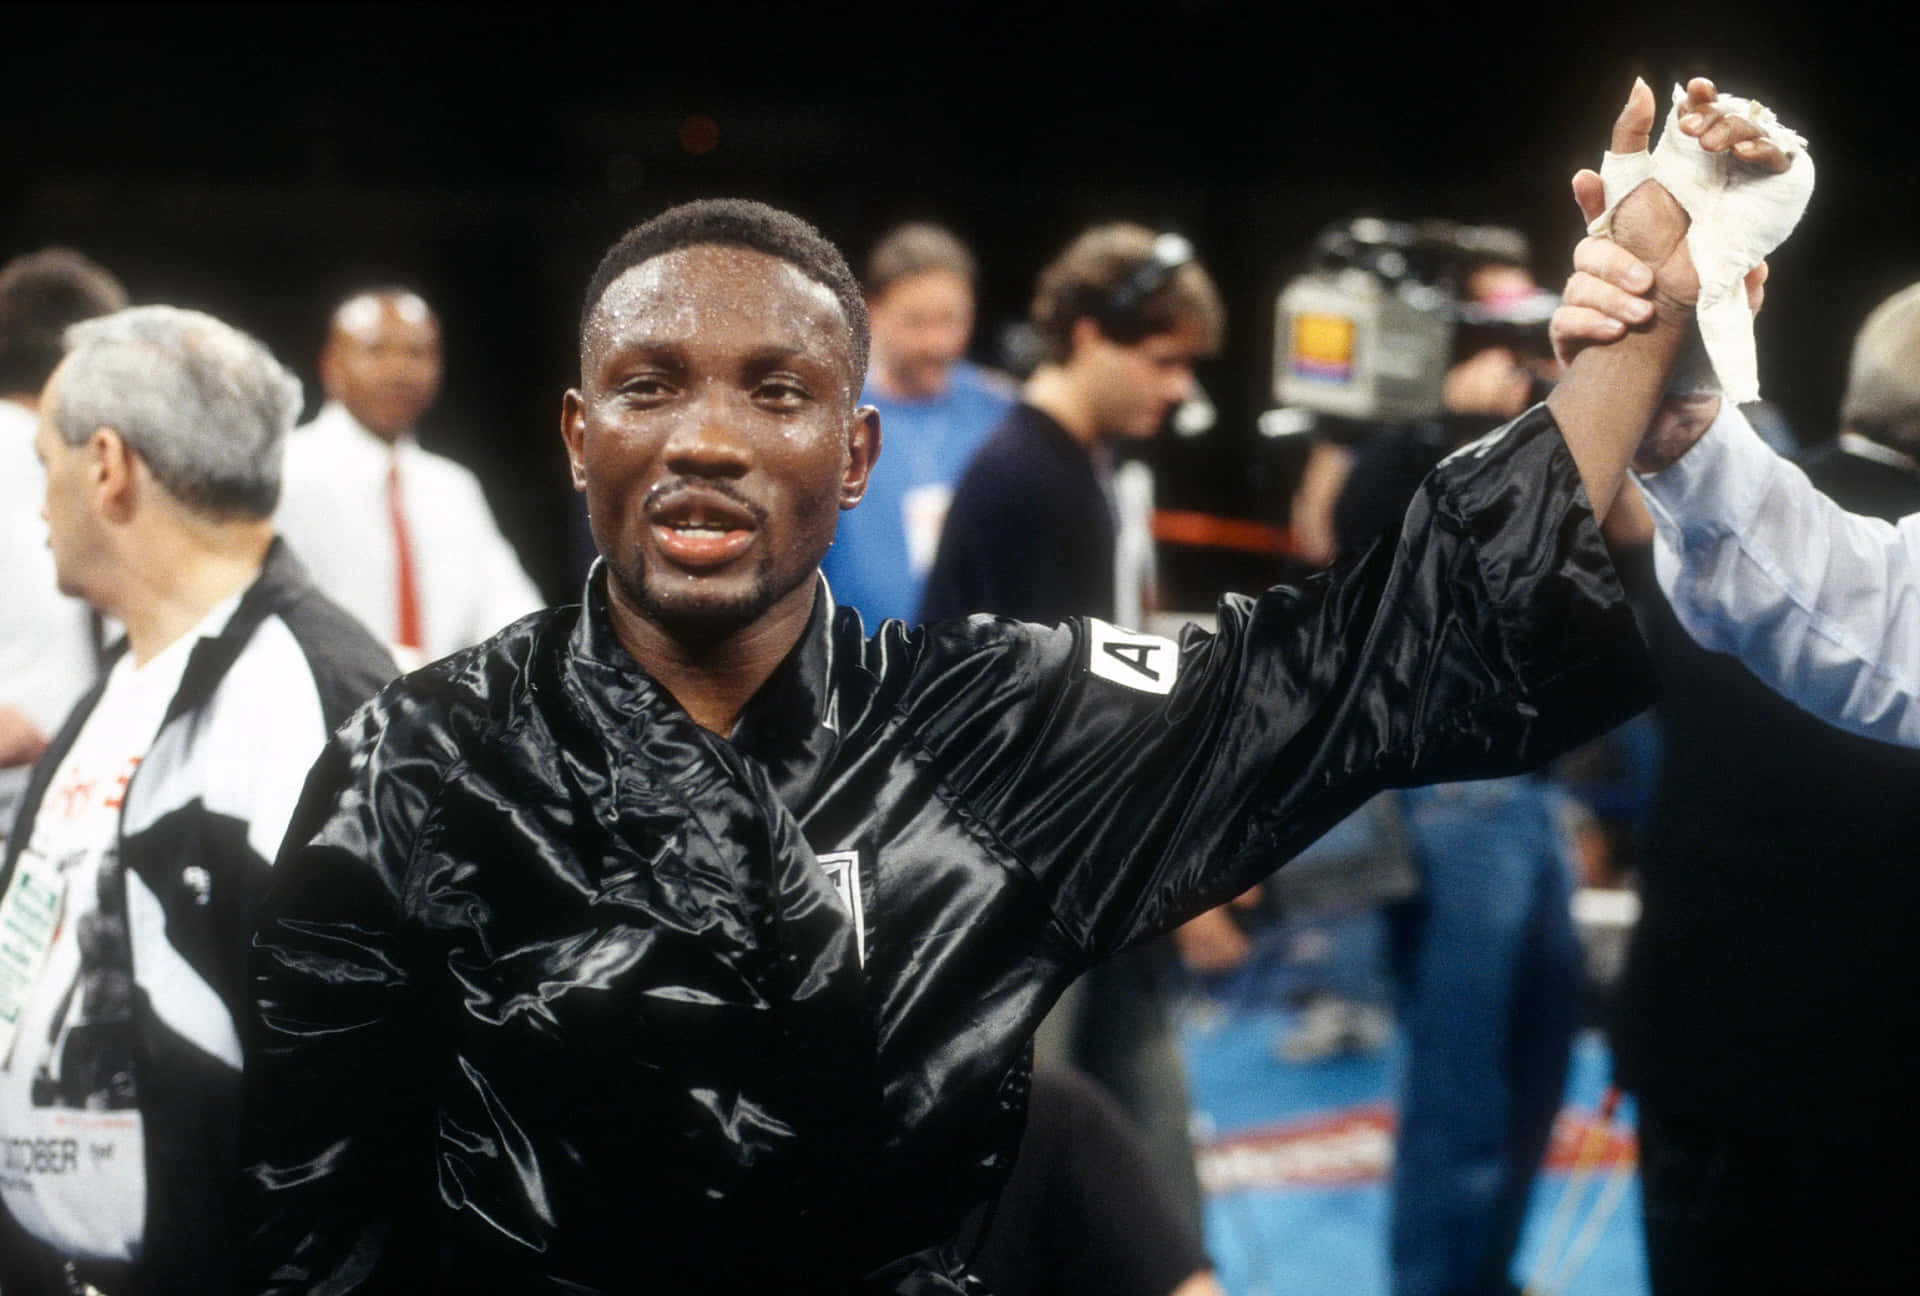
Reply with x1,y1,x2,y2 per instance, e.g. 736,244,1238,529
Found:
0,851,63,1066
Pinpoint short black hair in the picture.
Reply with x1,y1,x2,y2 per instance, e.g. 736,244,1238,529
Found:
0,247,128,394
580,199,869,388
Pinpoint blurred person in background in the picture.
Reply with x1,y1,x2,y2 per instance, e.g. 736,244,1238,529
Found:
1584,281,1920,1292
920,223,1218,627
1323,234,1561,556
1287,229,1589,1296
920,222,1242,1235
0,249,126,843
275,288,543,667
821,222,1016,625
0,306,392,1295
1286,234,1560,570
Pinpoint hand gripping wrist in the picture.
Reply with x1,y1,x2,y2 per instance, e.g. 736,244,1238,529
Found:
1589,85,1815,403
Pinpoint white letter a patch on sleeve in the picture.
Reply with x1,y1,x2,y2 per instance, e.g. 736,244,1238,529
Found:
1087,618,1180,696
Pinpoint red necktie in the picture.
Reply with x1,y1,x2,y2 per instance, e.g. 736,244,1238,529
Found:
387,455,423,651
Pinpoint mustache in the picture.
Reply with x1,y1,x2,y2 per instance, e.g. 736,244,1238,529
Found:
643,477,768,524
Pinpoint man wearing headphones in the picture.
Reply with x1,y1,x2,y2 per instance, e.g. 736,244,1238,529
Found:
920,224,1214,627
920,223,1229,1233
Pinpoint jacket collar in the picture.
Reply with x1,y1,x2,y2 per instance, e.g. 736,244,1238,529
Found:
163,537,315,728
728,578,844,815
557,562,682,753
563,562,847,815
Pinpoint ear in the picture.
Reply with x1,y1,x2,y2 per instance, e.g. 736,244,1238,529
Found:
89,426,139,523
560,389,588,492
1069,315,1106,362
840,405,881,509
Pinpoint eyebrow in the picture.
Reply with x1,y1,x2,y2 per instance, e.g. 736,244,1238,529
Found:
600,338,837,375
738,342,836,373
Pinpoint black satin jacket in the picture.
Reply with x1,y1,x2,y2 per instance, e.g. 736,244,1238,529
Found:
240,405,1654,1294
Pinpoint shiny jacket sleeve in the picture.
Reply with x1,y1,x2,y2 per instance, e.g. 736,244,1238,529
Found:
911,404,1655,959
1640,401,1920,748
237,689,454,1294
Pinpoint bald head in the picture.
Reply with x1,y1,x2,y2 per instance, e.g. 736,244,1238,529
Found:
1842,282,1920,457
321,289,443,442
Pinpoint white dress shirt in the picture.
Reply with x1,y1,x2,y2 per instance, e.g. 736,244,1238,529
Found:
0,399,99,833
276,403,543,663
1639,401,1920,748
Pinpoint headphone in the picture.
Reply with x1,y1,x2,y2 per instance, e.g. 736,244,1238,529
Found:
1097,232,1195,333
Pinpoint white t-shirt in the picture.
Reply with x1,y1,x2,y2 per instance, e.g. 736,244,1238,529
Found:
0,599,229,1260
0,400,100,839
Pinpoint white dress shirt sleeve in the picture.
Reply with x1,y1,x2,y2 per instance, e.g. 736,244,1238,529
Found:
1639,401,1920,747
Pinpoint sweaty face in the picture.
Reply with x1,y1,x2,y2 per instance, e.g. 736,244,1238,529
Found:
564,245,876,646
323,294,443,441
1084,320,1208,441
868,269,973,399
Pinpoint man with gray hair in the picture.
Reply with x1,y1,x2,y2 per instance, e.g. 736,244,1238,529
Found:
1839,282,1920,464
0,306,393,1295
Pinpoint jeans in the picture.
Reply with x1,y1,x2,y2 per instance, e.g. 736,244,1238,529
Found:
1385,776,1583,1296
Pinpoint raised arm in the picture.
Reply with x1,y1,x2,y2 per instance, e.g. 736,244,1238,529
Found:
1546,78,1793,517
1552,85,1920,746
1546,80,1698,517
917,398,1656,962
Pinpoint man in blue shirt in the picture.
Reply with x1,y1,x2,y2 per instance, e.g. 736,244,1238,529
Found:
820,223,1014,625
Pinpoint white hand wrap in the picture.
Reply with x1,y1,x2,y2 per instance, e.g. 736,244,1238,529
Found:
1590,84,1815,403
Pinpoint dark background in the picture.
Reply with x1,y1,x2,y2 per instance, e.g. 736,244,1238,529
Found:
7,1,1917,603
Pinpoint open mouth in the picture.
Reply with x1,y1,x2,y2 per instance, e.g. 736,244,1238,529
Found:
647,489,760,571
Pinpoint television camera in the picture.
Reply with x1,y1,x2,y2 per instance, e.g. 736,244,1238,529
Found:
1270,218,1558,428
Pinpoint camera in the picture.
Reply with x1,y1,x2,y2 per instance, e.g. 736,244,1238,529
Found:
1272,218,1555,425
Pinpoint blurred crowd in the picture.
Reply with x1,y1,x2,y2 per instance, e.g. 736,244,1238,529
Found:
1,139,1916,1296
